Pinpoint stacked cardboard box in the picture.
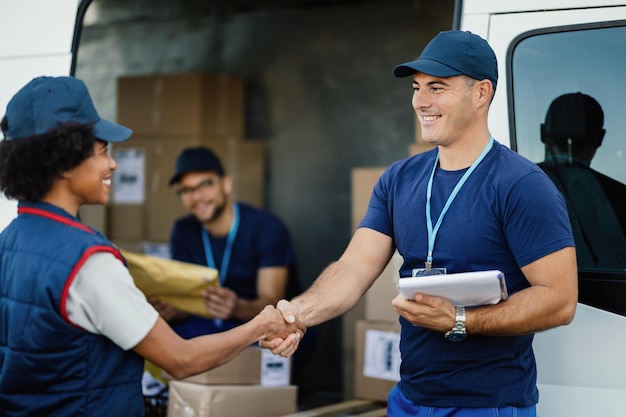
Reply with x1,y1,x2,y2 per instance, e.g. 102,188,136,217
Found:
162,346,297,417
354,319,401,403
347,137,433,404
168,381,296,417
117,73,245,138
104,72,265,247
346,168,401,403
108,135,265,243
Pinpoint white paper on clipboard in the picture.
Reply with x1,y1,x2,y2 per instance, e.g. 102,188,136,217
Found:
397,270,508,307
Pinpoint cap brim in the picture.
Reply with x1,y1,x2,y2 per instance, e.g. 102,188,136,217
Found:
168,173,182,186
393,58,463,78
93,118,132,143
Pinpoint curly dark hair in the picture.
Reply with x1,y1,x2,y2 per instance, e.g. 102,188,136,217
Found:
0,117,97,201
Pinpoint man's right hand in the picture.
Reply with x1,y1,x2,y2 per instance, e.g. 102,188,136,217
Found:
258,299,303,357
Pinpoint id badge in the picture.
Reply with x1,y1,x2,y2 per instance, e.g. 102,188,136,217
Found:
412,267,447,277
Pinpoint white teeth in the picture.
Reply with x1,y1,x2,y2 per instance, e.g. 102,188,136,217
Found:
103,178,111,186
423,115,439,122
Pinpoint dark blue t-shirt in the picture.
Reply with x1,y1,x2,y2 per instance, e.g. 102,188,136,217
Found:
169,202,297,337
360,140,574,407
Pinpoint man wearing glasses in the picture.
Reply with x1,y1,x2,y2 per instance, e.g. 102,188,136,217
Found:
149,146,300,339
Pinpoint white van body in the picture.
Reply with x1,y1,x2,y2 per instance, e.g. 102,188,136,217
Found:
461,0,626,147
460,1,626,416
0,0,79,231
0,2,624,415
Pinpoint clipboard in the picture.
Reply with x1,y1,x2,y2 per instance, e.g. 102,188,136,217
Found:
397,269,508,307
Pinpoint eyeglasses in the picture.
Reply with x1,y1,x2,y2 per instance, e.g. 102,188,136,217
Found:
176,178,217,198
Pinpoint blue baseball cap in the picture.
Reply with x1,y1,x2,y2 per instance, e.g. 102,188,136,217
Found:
2,76,132,142
393,30,498,90
169,147,225,186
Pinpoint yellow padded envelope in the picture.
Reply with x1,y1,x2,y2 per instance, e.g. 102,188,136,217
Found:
122,250,218,318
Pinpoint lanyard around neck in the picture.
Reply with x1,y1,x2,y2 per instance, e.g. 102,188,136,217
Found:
201,203,240,286
425,136,494,271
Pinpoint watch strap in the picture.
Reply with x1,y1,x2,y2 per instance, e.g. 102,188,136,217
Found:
445,306,466,341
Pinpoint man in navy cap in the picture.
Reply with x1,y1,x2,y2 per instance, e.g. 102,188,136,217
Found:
149,146,302,339
262,30,578,417
150,145,316,385
0,76,302,417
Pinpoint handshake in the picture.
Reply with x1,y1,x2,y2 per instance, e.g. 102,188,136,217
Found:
254,299,305,358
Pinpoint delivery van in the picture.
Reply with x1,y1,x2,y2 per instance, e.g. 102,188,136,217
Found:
457,1,626,416
1,1,625,415
0,0,85,231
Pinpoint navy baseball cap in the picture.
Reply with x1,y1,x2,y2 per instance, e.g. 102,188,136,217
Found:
2,76,132,142
169,147,225,186
393,30,498,89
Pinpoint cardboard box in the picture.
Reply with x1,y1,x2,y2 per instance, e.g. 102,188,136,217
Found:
112,239,149,254
346,167,393,398
354,320,401,403
78,205,106,234
351,167,386,232
365,251,403,322
161,346,291,386
108,205,145,241
162,346,262,385
167,381,297,417
278,399,386,417
108,135,266,241
117,73,245,137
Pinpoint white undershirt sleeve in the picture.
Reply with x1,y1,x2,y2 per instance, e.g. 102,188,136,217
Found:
66,251,159,351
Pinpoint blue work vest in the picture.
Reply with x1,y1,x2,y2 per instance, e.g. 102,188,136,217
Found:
0,202,144,417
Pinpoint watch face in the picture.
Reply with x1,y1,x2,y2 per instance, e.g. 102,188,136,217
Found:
447,331,466,342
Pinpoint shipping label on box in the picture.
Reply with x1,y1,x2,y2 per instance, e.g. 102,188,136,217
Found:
355,320,401,402
363,329,400,382
113,148,146,204
261,348,291,386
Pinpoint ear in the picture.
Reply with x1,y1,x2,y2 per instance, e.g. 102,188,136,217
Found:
475,79,493,107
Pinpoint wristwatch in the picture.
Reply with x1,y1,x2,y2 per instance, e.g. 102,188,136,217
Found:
445,306,466,342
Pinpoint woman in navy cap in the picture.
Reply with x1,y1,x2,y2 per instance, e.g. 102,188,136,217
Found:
0,76,302,417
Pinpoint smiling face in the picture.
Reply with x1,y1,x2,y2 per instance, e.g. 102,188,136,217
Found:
177,171,232,224
411,73,479,147
64,139,117,209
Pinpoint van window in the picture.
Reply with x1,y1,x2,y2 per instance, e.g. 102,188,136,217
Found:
510,22,626,314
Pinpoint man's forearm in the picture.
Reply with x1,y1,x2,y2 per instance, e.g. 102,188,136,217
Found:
292,261,368,327
467,285,576,336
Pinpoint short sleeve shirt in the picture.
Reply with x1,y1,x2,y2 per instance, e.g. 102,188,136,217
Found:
360,140,574,407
